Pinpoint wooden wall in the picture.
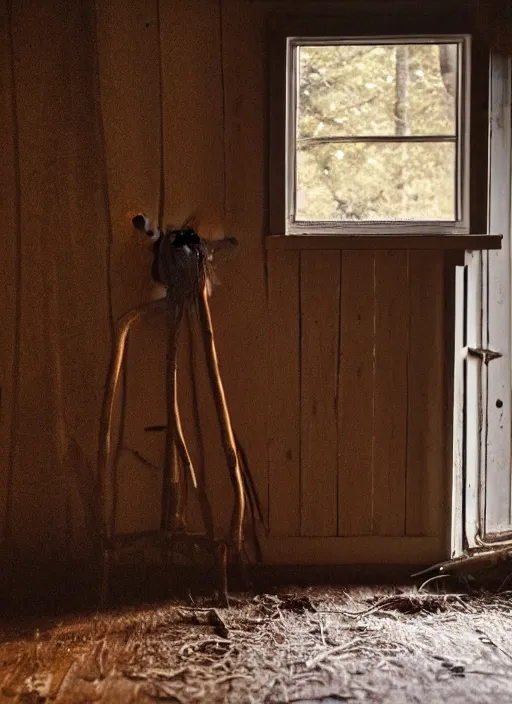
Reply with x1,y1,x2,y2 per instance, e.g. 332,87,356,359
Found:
0,0,476,573
266,248,452,564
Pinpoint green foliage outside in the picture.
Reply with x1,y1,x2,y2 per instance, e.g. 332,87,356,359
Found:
295,43,459,223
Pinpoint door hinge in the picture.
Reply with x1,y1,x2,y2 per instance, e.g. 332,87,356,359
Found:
467,347,503,364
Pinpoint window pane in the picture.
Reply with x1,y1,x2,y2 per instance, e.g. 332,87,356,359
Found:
297,43,458,138
295,142,456,222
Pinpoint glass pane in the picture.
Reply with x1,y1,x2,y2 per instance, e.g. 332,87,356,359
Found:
295,142,456,222
297,43,458,138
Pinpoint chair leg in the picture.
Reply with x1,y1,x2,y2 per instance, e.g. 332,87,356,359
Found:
197,290,245,559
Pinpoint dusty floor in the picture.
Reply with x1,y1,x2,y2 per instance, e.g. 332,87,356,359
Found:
0,586,511,703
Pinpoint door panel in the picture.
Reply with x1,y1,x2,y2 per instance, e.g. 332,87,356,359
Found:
464,54,512,547
482,55,512,537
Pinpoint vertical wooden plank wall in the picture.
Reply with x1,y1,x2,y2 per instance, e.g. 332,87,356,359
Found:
96,0,162,318
0,0,454,570
267,252,301,537
268,249,447,546
372,251,409,536
0,0,19,545
159,0,232,539
216,0,270,537
7,0,111,558
338,252,375,537
0,0,170,557
96,0,165,536
300,252,340,537
406,252,446,537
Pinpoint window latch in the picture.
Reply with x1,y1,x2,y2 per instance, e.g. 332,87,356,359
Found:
467,347,503,365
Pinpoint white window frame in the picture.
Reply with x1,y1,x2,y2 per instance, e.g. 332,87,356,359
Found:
285,35,472,235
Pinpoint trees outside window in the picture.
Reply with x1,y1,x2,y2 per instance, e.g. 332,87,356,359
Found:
288,38,469,230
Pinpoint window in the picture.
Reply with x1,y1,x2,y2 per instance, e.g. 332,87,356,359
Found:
268,12,489,237
289,37,469,233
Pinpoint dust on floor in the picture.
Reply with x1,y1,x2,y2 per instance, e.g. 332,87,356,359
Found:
0,585,511,703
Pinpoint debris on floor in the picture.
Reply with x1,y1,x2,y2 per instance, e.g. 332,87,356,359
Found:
0,586,512,703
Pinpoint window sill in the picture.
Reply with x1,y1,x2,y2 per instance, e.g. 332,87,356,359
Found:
266,234,502,251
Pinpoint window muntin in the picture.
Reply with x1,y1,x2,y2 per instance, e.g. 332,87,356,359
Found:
286,36,470,234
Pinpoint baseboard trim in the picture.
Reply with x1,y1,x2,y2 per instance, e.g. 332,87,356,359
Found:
261,536,445,565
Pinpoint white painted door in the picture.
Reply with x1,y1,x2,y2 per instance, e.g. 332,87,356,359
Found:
463,54,512,550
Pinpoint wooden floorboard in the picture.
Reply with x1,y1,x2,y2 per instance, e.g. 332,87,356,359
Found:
0,586,511,703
